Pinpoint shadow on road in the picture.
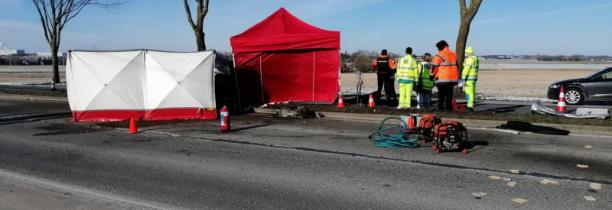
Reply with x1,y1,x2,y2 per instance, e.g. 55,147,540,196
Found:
467,140,489,153
33,123,109,136
496,121,570,135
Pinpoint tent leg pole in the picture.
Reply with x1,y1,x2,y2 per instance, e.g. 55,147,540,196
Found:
259,54,265,105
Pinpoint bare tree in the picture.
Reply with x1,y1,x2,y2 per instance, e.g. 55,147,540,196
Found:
456,0,483,69
32,0,121,88
183,0,209,51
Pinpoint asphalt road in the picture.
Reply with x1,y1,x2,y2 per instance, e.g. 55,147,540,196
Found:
0,98,611,209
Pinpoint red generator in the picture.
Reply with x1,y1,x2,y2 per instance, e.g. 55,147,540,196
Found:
432,121,469,154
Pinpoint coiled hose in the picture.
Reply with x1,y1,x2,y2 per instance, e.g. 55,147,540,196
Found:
369,117,419,148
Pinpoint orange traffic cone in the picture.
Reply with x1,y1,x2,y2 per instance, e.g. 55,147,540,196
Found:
128,117,138,134
368,94,376,108
556,86,567,113
337,95,345,108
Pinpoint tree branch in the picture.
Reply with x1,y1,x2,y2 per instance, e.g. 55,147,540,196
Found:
32,0,52,44
183,0,196,29
32,0,123,83
465,0,483,23
459,0,467,17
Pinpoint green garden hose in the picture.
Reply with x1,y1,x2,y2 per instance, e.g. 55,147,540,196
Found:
369,117,419,148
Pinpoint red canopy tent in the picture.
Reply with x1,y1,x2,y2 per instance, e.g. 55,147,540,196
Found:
230,8,340,105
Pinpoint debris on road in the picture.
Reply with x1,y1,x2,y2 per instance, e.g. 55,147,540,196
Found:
507,182,517,187
539,179,559,185
512,198,528,204
531,101,610,119
510,169,520,174
584,145,593,149
576,108,610,118
576,164,589,169
472,192,488,198
589,183,602,190
488,175,502,180
584,196,597,202
273,106,323,119
502,177,512,182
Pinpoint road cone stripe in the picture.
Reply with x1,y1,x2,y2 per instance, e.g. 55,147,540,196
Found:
337,95,345,108
556,86,566,113
368,94,376,108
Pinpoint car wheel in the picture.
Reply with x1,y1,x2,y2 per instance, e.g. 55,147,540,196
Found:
564,88,584,105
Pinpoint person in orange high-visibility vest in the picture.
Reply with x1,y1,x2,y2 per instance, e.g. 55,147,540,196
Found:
432,40,459,112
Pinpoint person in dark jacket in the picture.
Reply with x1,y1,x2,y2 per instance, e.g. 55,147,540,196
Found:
371,49,397,106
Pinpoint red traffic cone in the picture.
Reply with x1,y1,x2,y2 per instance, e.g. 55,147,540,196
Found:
458,104,466,112
556,86,567,113
220,105,231,132
337,95,345,108
128,117,138,134
368,94,376,108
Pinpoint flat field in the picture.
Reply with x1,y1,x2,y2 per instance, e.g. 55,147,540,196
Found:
341,59,610,99
341,69,595,99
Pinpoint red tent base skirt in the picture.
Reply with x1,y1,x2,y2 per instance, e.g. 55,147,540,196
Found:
72,108,217,122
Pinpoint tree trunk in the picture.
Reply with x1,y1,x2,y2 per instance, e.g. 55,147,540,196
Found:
195,30,206,51
51,44,60,84
456,20,471,72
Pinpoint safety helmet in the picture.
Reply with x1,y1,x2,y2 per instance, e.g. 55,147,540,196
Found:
465,47,474,55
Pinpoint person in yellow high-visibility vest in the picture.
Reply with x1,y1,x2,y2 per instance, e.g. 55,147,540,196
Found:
461,47,479,112
396,47,418,109
415,53,434,109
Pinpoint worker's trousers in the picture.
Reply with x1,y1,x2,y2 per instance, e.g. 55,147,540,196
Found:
464,81,477,108
398,82,413,108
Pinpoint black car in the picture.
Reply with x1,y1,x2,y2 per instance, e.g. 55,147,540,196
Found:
547,67,612,105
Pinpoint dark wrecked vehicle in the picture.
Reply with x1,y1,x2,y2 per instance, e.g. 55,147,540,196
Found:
547,67,612,105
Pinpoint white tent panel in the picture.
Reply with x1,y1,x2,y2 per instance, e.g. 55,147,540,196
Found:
85,54,146,110
144,51,215,109
153,85,204,109
146,51,210,81
66,50,216,122
143,53,182,109
180,57,216,108
67,51,144,111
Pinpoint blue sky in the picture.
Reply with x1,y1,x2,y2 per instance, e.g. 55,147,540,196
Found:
1,0,611,55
